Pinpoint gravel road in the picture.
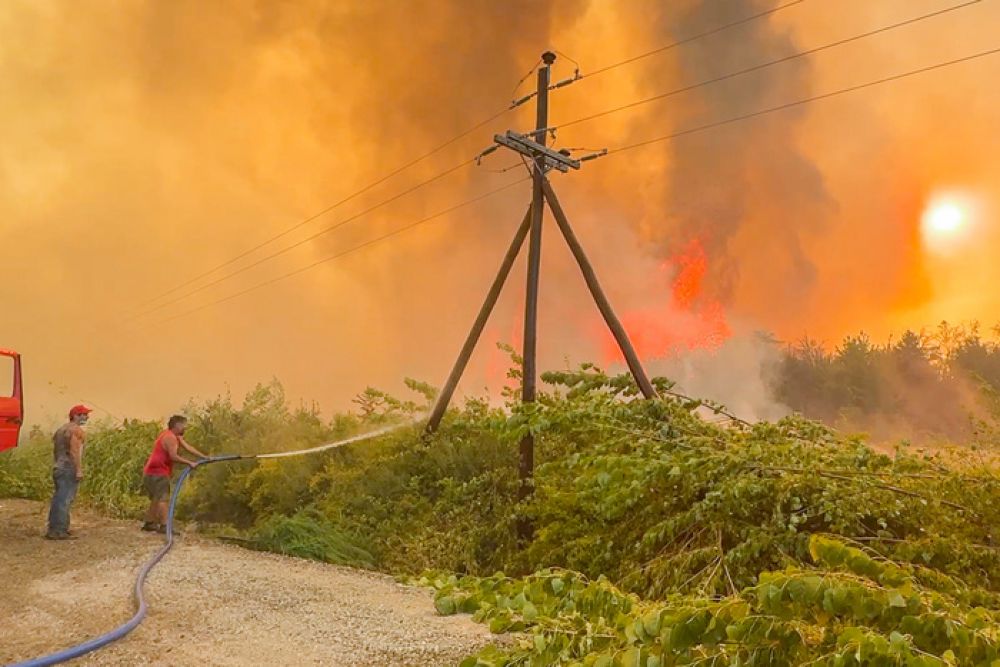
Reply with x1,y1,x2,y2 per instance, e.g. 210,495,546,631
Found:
0,499,498,666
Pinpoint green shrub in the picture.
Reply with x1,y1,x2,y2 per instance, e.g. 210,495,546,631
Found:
246,509,375,568
0,427,51,500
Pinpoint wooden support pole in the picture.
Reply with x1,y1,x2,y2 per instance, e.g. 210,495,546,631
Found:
424,207,533,434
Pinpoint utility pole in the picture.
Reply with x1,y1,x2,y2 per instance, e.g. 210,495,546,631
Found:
517,51,555,540
425,51,657,542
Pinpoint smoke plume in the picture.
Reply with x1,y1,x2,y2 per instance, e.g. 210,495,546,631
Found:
1,0,998,425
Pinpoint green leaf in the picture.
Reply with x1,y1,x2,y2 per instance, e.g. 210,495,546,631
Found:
489,615,511,634
617,648,645,667
642,610,662,637
434,595,456,615
888,591,907,608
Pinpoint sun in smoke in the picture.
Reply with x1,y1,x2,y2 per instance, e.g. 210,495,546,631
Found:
926,202,964,234
920,192,977,256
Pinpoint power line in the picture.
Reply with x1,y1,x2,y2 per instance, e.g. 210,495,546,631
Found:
549,0,982,136
511,58,543,101
509,2,805,109
127,158,475,320
602,46,1000,158
131,43,1000,330
139,176,531,327
126,0,977,324
485,161,527,174
581,0,806,81
552,50,582,77
135,0,818,322
133,108,511,311
133,1,809,314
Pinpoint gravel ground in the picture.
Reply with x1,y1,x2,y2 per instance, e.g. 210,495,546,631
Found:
0,499,500,666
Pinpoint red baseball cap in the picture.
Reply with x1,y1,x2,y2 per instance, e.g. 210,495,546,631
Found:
69,404,93,419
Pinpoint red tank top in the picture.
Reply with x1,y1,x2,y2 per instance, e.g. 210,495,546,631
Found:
143,430,174,477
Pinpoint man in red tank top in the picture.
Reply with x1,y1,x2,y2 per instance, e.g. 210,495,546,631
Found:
141,415,208,534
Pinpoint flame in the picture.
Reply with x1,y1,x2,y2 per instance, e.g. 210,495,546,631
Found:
603,239,730,362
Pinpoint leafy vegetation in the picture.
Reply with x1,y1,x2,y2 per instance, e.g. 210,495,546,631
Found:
238,509,377,568
2,337,1000,664
426,536,1000,665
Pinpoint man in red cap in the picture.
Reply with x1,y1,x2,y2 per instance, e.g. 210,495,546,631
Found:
45,404,92,539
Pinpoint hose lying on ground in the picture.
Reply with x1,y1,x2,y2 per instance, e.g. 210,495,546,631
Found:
8,423,406,667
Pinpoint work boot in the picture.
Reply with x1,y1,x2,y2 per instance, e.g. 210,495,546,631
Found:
141,522,159,532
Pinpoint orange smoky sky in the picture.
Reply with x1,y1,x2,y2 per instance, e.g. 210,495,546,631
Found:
1,0,998,425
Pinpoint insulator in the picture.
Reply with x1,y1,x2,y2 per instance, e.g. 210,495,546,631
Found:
510,93,535,108
579,149,608,162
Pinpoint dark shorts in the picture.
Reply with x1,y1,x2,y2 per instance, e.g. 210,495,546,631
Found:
143,474,170,502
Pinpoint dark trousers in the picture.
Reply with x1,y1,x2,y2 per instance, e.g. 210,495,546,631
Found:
47,466,79,536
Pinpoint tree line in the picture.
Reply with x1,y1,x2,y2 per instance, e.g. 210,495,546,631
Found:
767,321,1000,443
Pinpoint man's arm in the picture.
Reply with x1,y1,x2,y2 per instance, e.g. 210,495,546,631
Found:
69,426,85,480
163,434,197,468
178,436,207,459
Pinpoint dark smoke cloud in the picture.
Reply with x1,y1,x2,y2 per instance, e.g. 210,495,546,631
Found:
641,0,833,313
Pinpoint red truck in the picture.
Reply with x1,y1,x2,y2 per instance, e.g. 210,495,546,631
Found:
0,348,23,451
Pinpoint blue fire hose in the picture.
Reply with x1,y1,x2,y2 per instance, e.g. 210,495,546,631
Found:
7,454,242,667
6,423,406,666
